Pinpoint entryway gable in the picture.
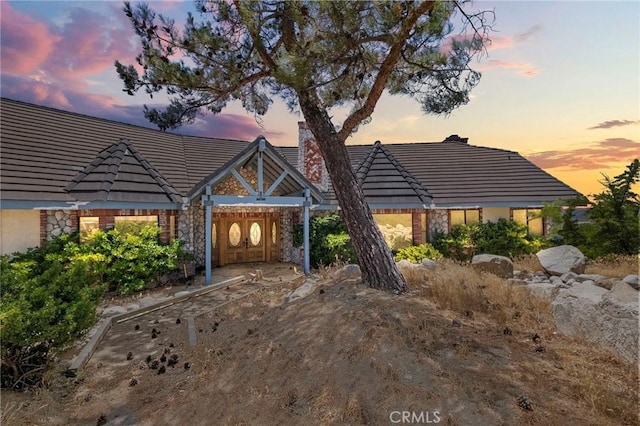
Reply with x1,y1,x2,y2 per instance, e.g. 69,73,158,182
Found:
187,136,323,203
186,136,320,285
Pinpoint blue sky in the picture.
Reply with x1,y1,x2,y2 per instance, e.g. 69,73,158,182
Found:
1,0,638,196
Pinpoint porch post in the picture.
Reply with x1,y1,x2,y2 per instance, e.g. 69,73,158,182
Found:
204,185,213,285
303,188,311,274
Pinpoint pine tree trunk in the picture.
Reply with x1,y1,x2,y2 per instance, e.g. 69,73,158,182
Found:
298,95,407,293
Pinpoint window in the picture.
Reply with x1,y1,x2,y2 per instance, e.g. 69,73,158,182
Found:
114,215,158,234
79,217,99,242
512,208,544,236
449,209,480,228
373,213,412,250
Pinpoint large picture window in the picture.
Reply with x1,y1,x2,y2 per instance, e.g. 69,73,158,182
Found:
449,209,480,228
373,213,412,250
114,215,158,234
512,208,544,235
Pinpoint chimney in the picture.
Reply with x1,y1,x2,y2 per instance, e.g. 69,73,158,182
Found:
443,134,468,144
298,122,328,191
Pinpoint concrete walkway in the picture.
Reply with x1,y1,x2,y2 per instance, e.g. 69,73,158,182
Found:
69,263,302,371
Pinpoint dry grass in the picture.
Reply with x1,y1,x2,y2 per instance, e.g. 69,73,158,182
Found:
512,254,544,272
401,260,552,329
585,255,638,277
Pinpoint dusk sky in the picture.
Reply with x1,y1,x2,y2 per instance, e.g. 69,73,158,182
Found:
1,1,638,197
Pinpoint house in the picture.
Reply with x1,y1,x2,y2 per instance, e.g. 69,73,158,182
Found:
0,98,582,281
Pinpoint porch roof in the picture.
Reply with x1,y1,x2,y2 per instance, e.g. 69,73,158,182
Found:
188,136,323,205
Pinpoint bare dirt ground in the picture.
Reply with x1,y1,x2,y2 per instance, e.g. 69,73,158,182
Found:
2,262,638,426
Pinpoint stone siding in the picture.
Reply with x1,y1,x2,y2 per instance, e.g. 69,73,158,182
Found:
428,209,448,241
42,210,78,243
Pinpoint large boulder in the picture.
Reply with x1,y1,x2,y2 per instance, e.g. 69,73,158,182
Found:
536,245,585,276
471,254,513,278
552,281,639,363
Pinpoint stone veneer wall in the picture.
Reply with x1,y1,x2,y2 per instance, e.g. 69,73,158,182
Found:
214,166,281,196
41,210,79,243
428,209,448,241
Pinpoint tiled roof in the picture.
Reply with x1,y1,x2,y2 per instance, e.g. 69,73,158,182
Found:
0,98,249,202
1,98,582,208
65,139,182,203
355,141,432,206
280,141,582,207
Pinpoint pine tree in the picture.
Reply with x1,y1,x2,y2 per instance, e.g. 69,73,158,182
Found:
116,1,491,292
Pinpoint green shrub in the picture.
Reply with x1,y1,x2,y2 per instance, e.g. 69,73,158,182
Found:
0,253,103,389
0,225,189,388
293,214,356,267
433,219,548,261
394,244,443,263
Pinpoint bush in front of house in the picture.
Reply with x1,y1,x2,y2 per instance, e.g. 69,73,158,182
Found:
75,225,187,294
0,250,104,389
0,225,189,389
433,219,548,261
293,214,356,267
394,243,443,263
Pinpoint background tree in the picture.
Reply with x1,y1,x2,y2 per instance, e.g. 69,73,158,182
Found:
116,0,492,292
588,159,639,256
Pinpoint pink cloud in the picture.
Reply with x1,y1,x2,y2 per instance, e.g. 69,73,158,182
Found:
44,5,140,86
479,59,540,77
0,2,60,74
525,138,640,170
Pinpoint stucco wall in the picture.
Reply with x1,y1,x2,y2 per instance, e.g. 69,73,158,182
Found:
1,210,41,254
482,207,511,223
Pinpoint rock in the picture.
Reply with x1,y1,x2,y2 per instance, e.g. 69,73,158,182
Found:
101,306,127,317
334,264,361,281
174,291,191,297
125,304,140,312
552,282,638,363
565,278,577,286
526,282,557,299
471,254,513,278
513,270,534,280
560,272,578,283
550,275,563,283
420,258,437,269
623,274,639,290
396,260,415,270
581,280,595,287
288,278,319,302
577,274,606,284
536,245,585,276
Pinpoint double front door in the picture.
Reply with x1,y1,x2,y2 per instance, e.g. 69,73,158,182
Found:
212,214,280,266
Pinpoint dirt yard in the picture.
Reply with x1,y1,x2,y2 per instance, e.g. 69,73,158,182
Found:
2,262,638,425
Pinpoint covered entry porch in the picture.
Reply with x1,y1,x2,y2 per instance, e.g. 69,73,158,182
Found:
187,137,323,285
